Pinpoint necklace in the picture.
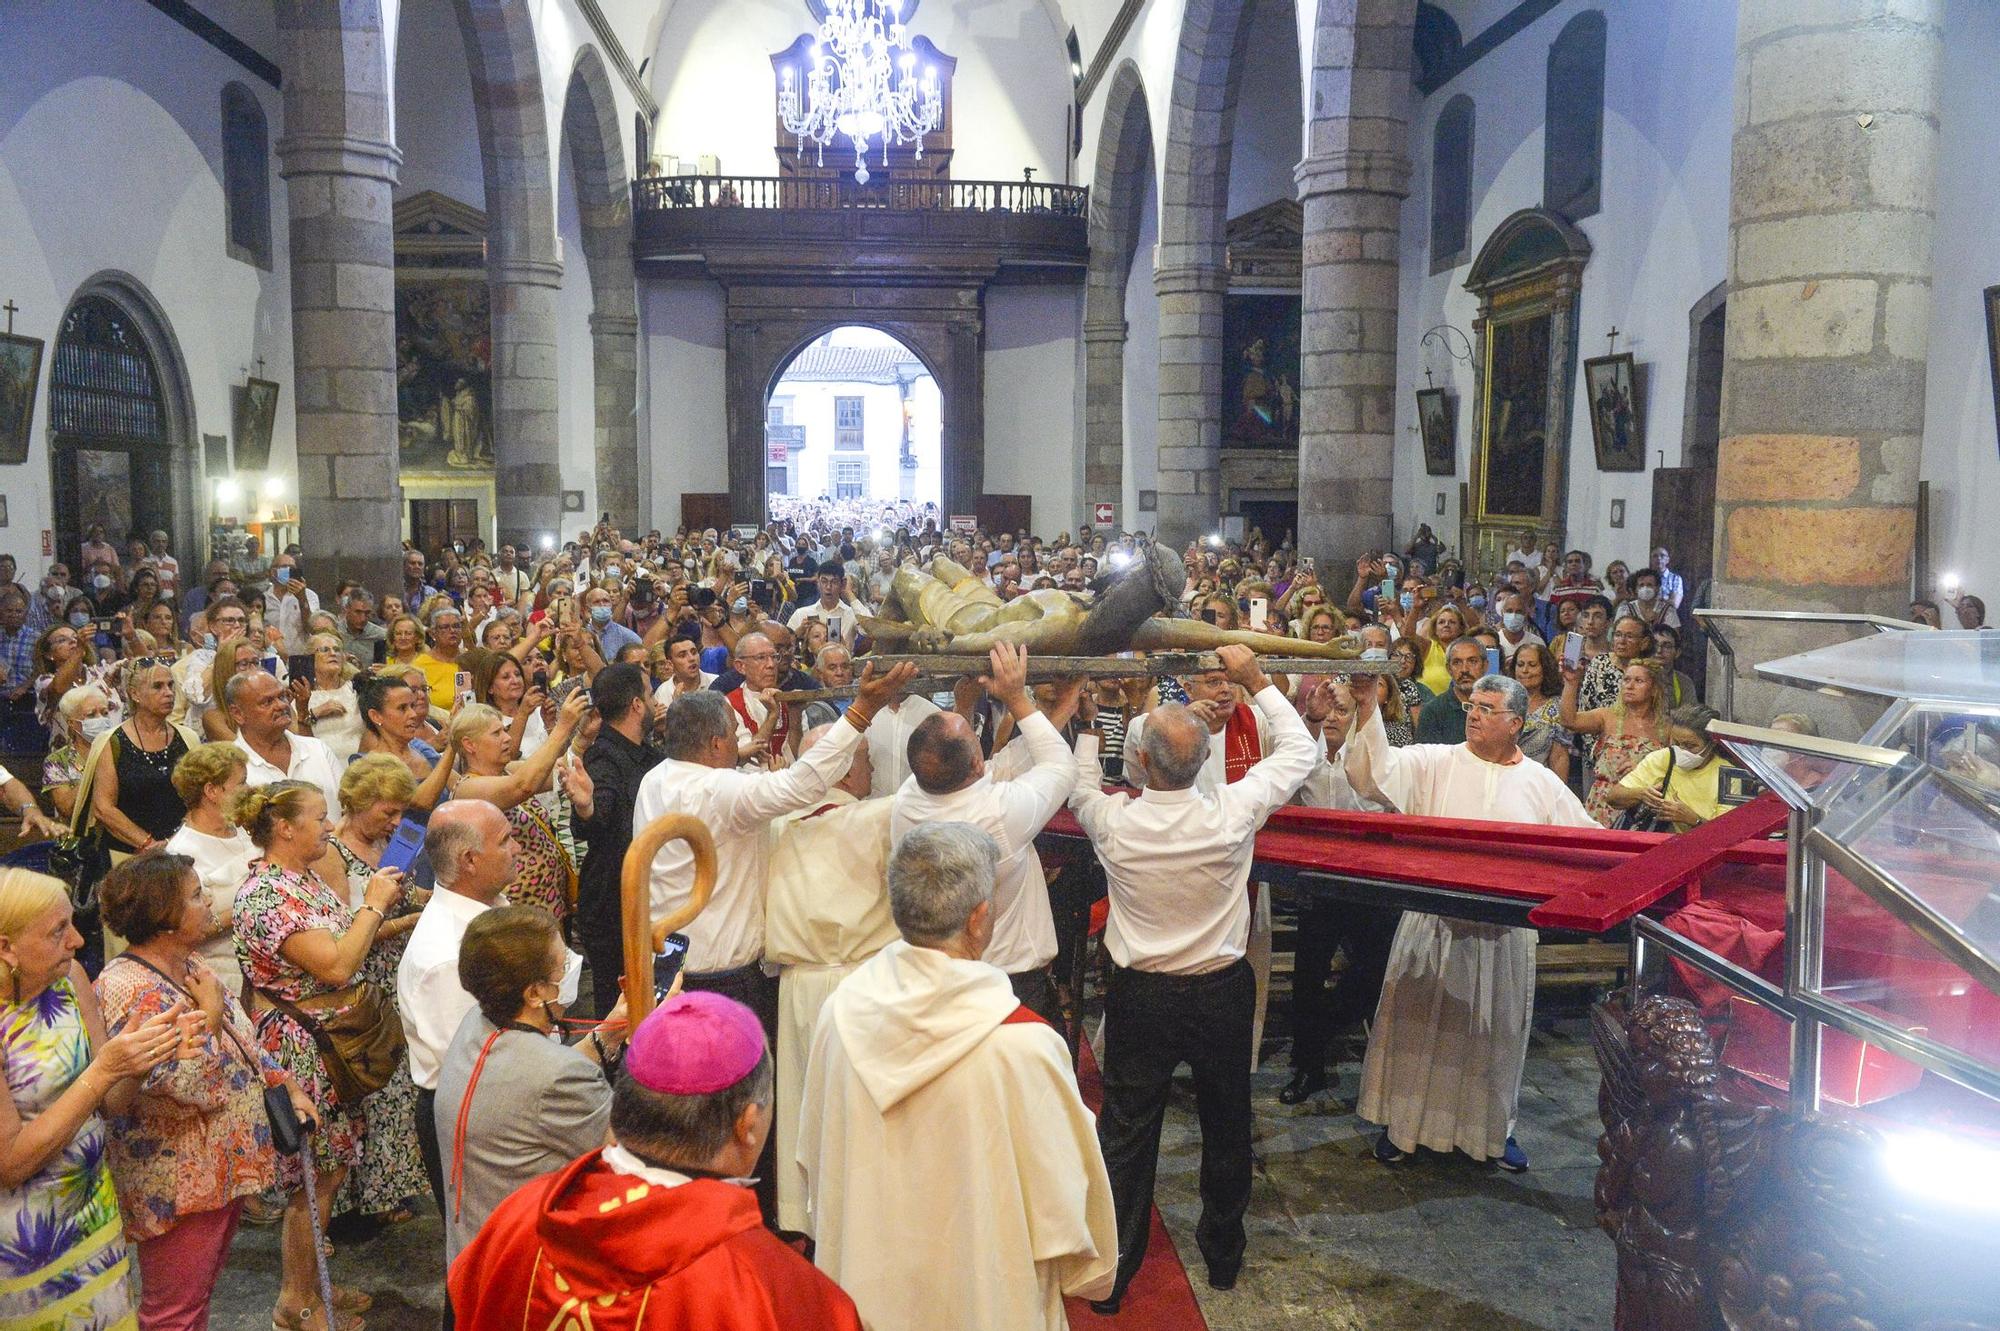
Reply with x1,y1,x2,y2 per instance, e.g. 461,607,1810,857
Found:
127,718,178,773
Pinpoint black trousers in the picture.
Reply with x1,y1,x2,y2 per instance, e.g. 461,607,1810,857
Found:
684,963,782,1224
1097,958,1255,1296
413,1086,455,1330
579,928,625,1019
1288,900,1404,1078
1008,966,1063,1028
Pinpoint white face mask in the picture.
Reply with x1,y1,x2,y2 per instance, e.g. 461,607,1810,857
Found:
1360,647,1389,663
1636,586,1658,603
556,947,582,1008
78,715,116,742
1672,744,1707,770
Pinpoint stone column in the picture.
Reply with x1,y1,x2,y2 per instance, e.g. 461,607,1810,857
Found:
1295,147,1409,572
1081,316,1128,510
1715,1,1942,645
1153,262,1229,549
276,0,404,598
489,258,565,546
589,310,640,534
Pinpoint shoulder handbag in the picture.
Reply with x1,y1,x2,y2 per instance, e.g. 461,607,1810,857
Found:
114,953,306,1154
254,979,407,1107
1612,752,1677,833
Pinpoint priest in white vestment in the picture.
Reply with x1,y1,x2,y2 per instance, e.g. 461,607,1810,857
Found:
763,725,896,1232
1340,670,1596,1169
798,822,1117,1331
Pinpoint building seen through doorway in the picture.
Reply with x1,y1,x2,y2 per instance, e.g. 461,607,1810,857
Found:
765,326,941,521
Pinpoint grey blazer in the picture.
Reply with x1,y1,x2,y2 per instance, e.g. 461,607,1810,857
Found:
433,1007,613,1262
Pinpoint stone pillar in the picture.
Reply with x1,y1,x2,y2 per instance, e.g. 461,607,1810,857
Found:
1081,316,1128,510
1153,262,1229,549
489,258,565,546
276,0,404,599
1715,1,1942,642
1295,147,1409,572
589,311,640,534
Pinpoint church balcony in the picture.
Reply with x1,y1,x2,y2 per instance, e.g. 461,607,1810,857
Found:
631,175,1090,283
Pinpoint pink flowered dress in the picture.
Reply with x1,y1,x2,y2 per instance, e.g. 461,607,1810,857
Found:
234,862,367,1182
1585,706,1664,828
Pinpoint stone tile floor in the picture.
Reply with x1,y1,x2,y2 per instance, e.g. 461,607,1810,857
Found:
206,1019,1614,1330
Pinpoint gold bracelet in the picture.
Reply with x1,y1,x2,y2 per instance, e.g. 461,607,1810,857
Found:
355,904,384,922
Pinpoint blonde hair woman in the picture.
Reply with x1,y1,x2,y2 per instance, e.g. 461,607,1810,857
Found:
162,742,256,1002
382,614,424,669
202,636,264,740
446,693,592,923
305,632,364,764
81,657,200,863
1559,653,1669,827
0,868,181,1327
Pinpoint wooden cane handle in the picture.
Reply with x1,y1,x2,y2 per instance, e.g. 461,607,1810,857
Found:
619,812,719,1026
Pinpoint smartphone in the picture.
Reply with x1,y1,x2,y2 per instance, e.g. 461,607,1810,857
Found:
1378,577,1396,603
1300,556,1315,576
1484,647,1502,677
287,653,315,683
653,932,692,1003
1563,634,1584,669
259,653,280,675
372,639,388,665
379,817,427,874
532,667,550,691
455,669,474,706
1248,597,1268,631
275,567,291,585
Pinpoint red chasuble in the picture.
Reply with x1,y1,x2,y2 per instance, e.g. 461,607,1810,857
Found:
450,1149,862,1331
1221,702,1262,784
727,685,791,756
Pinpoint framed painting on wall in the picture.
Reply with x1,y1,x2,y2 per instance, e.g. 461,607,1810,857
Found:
1221,294,1300,449
1478,309,1555,520
1583,352,1644,471
396,275,493,475
0,332,45,466
234,377,280,472
1416,388,1456,476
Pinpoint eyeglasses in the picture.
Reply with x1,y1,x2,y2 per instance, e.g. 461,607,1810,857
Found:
737,651,776,662
1464,702,1513,718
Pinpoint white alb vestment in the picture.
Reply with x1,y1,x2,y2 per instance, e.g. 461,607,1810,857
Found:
1341,707,1595,1158
865,693,941,798
798,941,1117,1330
762,790,896,1231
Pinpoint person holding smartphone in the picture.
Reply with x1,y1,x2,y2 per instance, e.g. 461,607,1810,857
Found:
260,555,320,656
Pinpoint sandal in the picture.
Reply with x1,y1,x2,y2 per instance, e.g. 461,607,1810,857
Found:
330,1287,373,1314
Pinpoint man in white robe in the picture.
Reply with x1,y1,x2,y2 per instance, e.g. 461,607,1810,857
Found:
763,725,896,1232
799,822,1117,1331
865,687,941,797
1341,669,1596,1170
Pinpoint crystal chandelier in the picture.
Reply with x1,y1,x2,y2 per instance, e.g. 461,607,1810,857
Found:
779,0,941,185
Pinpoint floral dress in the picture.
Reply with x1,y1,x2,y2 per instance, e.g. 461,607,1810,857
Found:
1521,696,1569,769
233,863,366,1184
1585,705,1664,828
93,958,279,1241
328,841,428,1219
504,802,573,924
0,976,137,1330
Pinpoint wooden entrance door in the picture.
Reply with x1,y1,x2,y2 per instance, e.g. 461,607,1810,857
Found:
1650,467,1715,696
409,499,480,559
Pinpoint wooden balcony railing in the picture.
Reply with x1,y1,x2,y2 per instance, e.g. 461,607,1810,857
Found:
632,173,1088,218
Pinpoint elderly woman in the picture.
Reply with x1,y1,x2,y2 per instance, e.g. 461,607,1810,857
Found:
1298,605,1343,647
45,684,113,820
382,614,424,669
84,657,199,868
1559,653,1669,827
314,756,438,1229
446,693,592,923
163,742,257,1003
95,852,315,1331
433,905,630,1263
1579,613,1656,716
1603,704,1729,832
0,867,181,1328
34,620,118,742
306,632,364,764
202,636,265,740
232,781,405,1331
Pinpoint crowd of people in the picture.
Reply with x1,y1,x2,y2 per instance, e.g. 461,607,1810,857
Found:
0,509,1984,1330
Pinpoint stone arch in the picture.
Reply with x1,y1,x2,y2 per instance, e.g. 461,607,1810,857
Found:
1293,0,1417,570
1082,61,1154,517
49,272,202,580
561,46,641,533
452,0,563,543
274,0,404,596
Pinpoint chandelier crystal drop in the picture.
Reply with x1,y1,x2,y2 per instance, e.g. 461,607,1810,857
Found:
779,0,941,185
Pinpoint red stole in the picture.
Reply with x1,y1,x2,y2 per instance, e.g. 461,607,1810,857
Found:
1221,702,1261,785
726,686,789,755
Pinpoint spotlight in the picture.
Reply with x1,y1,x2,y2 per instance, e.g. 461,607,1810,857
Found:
214,479,242,503
539,533,557,552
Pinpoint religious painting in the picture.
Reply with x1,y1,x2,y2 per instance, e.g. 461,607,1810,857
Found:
396,276,493,474
1584,352,1644,471
1221,294,1300,449
234,377,279,472
1416,388,1456,476
1479,311,1553,519
0,333,44,466
75,448,133,539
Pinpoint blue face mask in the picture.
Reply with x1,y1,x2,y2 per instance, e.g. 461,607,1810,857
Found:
589,605,612,626
1398,591,1415,612
1502,611,1525,633
203,632,217,650
1469,595,1487,610
68,610,91,628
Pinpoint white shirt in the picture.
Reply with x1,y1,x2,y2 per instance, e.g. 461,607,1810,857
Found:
397,886,503,1090
630,718,864,972
865,693,941,798
889,711,1075,973
1342,707,1596,828
653,671,717,709
1122,704,1271,795
1070,686,1315,974
234,731,343,818
786,600,861,648
163,821,256,981
263,584,322,654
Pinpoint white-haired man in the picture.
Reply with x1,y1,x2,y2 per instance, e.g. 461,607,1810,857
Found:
799,822,1117,1331
1341,670,1596,1171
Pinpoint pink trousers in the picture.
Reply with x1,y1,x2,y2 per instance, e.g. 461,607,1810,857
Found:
135,1200,242,1331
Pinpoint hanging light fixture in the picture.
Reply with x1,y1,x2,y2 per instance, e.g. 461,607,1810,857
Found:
779,0,941,185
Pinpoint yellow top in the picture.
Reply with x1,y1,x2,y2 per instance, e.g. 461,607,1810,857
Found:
411,651,462,712
1419,637,1452,697
1618,747,1725,828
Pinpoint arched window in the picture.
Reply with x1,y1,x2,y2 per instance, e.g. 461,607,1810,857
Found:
1543,11,1606,222
1431,95,1475,272
634,111,651,179
50,294,173,562
222,83,272,267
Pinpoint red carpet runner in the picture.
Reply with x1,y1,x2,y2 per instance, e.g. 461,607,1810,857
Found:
1063,1040,1210,1331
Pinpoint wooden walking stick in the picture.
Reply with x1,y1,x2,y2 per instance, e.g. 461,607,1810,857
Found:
620,813,719,1026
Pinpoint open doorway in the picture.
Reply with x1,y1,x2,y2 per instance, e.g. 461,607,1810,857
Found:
765,327,941,527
